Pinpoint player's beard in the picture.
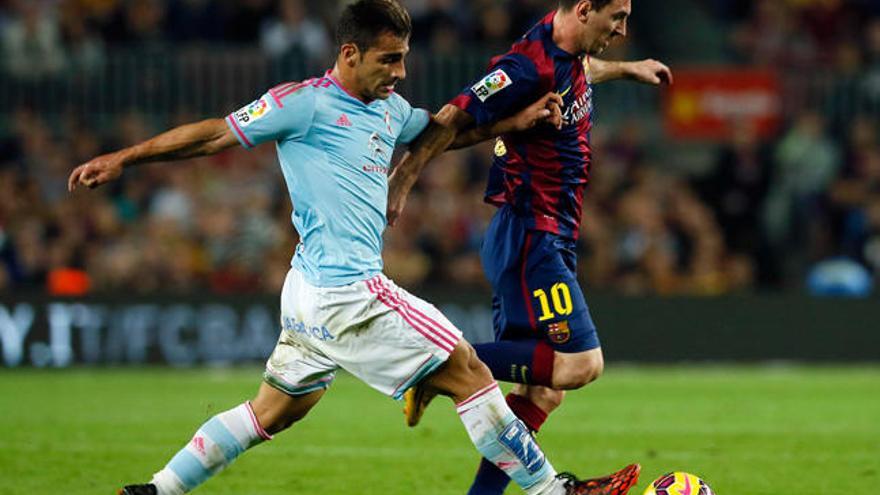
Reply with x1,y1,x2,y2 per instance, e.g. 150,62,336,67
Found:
587,35,613,56
375,79,398,99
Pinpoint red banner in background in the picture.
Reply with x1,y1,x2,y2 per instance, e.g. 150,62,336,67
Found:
664,69,782,140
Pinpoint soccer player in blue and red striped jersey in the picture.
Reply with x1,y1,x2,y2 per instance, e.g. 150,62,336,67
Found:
390,1,672,494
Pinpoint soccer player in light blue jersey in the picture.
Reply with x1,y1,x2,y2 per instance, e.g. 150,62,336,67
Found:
68,1,619,494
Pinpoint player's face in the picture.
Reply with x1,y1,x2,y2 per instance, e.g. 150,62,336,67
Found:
582,0,630,55
356,31,409,100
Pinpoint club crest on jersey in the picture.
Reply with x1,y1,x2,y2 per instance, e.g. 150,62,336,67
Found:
547,320,571,344
233,96,272,128
471,69,512,102
369,132,387,160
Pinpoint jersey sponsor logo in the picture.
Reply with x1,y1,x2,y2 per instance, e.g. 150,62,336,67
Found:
282,316,335,341
363,164,389,174
233,96,272,128
547,320,571,344
471,69,512,102
562,87,592,126
498,420,546,474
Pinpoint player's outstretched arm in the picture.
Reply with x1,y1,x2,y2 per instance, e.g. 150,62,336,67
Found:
387,91,563,225
589,57,673,85
448,92,563,150
387,104,469,226
68,118,238,191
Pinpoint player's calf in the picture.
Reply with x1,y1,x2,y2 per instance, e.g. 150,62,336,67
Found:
250,383,325,434
124,385,324,495
427,341,628,495
144,401,274,495
510,384,565,416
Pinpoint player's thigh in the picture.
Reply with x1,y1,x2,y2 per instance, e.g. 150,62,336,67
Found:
504,233,601,353
480,206,530,338
264,268,340,398
317,274,466,400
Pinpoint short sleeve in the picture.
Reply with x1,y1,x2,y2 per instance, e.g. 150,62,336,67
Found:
397,106,430,145
225,86,317,149
448,54,541,127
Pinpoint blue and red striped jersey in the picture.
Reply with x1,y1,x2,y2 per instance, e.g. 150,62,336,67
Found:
450,11,594,240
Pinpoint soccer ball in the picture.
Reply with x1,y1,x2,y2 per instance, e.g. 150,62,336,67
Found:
643,472,714,495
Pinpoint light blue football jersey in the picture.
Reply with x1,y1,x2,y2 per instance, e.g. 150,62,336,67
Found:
225,73,430,287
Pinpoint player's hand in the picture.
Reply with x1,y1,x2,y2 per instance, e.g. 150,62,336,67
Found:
511,92,564,131
68,153,125,191
627,59,673,85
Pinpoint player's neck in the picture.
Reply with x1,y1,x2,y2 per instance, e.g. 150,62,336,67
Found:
551,9,583,56
329,65,371,103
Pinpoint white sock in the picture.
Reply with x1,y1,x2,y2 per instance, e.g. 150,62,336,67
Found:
457,383,565,495
150,401,272,495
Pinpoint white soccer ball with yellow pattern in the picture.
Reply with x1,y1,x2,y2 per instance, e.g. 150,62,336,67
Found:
643,472,715,495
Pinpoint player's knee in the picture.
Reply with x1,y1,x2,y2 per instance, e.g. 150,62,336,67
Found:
553,350,604,390
465,345,493,382
429,341,494,402
451,341,494,392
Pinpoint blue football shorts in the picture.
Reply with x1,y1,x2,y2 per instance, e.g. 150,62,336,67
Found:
480,205,600,353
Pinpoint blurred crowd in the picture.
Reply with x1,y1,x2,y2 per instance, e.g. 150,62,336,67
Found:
0,0,559,77
1,0,879,296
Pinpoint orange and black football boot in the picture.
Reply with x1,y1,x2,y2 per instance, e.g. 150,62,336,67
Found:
557,463,641,495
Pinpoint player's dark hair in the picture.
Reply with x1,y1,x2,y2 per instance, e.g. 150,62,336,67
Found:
559,0,614,12
336,0,412,52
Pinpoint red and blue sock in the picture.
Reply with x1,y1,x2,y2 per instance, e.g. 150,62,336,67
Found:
473,339,555,386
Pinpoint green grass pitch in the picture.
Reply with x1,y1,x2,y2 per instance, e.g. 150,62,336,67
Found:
1,366,877,494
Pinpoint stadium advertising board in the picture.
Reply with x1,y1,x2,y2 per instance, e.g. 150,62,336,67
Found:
1,295,878,367
663,68,782,140
0,298,494,368
0,301,278,367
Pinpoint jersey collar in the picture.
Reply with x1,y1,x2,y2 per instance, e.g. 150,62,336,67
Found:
539,11,579,60
325,70,383,107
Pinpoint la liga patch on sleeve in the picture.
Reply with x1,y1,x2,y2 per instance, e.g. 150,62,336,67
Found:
233,96,272,128
471,69,512,102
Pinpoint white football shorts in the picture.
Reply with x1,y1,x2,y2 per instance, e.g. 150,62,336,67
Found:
263,267,463,400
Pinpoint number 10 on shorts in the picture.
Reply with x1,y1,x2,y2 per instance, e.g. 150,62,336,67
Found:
533,282,573,322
